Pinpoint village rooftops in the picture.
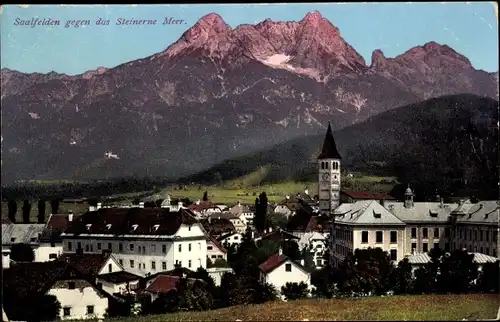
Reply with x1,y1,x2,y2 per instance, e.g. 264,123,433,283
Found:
254,228,300,243
341,190,396,200
384,201,460,224
304,215,332,233
407,252,499,265
57,252,120,276
39,213,74,243
2,223,46,245
455,201,500,225
62,207,198,237
97,271,141,284
258,251,311,274
209,236,227,253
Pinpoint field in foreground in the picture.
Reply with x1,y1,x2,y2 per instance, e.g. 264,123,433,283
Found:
108,294,499,321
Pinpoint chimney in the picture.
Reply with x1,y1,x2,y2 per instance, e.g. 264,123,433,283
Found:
68,213,74,222
286,195,290,200
251,231,255,239
278,247,283,256
380,199,385,207
139,202,145,208
300,259,305,266
304,187,309,196
269,227,273,232
440,198,444,208
97,202,102,210
178,201,183,208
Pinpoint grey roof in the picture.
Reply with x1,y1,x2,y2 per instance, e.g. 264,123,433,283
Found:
450,200,475,216
2,224,46,245
455,201,500,225
384,201,459,223
408,252,499,265
228,204,252,215
334,200,405,226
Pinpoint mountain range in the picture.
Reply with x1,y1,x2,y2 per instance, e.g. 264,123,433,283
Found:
183,94,499,200
1,11,498,183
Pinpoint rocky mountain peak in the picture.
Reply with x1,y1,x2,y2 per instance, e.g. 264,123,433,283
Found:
370,49,387,68
397,41,474,70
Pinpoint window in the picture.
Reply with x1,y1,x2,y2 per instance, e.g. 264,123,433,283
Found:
390,249,397,261
207,246,213,250
108,243,112,251
178,261,182,267
162,261,167,270
422,228,428,238
423,243,428,252
68,282,75,289
152,261,156,270
444,243,450,252
474,230,478,240
68,242,73,251
411,228,417,238
178,244,182,252
189,243,192,252
188,260,192,268
63,307,71,317
152,244,156,252
211,255,216,259
486,248,490,255
376,231,383,243
494,249,497,257
77,242,82,250
480,247,484,253
480,231,483,241
361,231,368,243
234,236,239,240
49,253,57,259
390,231,397,243
119,259,123,266
87,306,94,315
285,263,292,272
433,242,439,249
119,243,123,252
130,260,135,268
486,231,490,241
411,242,417,252
130,244,134,251
108,264,112,273
162,244,167,253
97,242,101,250
434,228,439,238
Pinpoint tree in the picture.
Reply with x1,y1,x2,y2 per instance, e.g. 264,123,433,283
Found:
22,200,31,223
437,250,478,294
36,294,61,322
254,193,269,233
281,240,301,261
37,200,46,224
211,258,229,268
50,199,60,214
202,191,208,201
477,260,500,293
7,200,17,223
391,257,414,294
5,294,61,322
268,212,288,230
311,266,336,299
281,282,310,301
10,243,35,262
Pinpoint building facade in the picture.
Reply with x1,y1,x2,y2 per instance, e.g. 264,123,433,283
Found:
318,122,342,216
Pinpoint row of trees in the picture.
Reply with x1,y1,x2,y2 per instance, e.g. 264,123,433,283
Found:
7,199,61,224
310,247,499,299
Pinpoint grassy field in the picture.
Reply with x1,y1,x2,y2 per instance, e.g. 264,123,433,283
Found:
104,294,499,321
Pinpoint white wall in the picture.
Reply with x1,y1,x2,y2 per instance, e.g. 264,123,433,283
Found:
96,279,139,295
34,243,64,262
220,233,243,248
2,251,10,269
48,280,108,320
206,267,233,286
261,261,311,294
207,241,227,261
98,257,123,275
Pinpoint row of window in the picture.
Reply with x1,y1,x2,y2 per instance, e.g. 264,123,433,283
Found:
334,246,398,261
67,241,200,253
320,161,340,170
453,243,497,257
410,227,447,239
63,305,94,317
335,228,353,242
456,228,498,242
411,241,449,253
122,258,200,270
360,231,398,244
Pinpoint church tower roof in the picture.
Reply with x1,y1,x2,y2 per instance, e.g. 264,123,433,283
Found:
318,122,342,160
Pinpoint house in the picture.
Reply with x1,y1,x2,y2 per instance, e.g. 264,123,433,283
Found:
143,272,203,302
259,248,312,297
60,208,208,276
254,227,300,246
1,223,49,262
407,252,499,274
208,213,246,233
298,231,327,268
187,201,222,217
331,200,407,267
217,232,243,249
274,196,314,218
58,252,124,279
96,271,141,295
201,217,236,237
206,236,227,262
37,213,75,262
228,202,254,226
340,191,396,204
206,267,234,286
3,261,110,320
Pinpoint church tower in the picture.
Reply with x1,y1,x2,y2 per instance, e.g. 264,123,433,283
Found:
318,122,342,215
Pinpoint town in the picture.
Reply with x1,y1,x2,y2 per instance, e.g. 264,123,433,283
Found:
2,124,499,321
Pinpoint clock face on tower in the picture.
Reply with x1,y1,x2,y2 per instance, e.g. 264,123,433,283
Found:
322,173,330,181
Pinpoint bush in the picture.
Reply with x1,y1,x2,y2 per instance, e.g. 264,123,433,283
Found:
281,282,310,301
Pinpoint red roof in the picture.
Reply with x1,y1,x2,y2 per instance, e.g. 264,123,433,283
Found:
57,253,112,276
145,275,179,293
207,236,227,253
341,190,395,200
305,216,332,233
257,229,300,241
46,214,71,231
258,253,288,274
187,201,217,212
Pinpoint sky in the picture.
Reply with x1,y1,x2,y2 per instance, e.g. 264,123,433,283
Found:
0,3,498,75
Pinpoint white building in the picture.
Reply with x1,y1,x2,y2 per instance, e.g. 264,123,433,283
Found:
2,248,11,269
298,231,327,268
218,232,243,249
206,267,234,286
206,236,227,262
228,202,254,226
407,251,499,274
61,208,208,277
259,248,312,298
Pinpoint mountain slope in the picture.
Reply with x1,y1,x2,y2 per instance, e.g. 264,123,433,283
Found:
1,12,498,183
182,94,499,199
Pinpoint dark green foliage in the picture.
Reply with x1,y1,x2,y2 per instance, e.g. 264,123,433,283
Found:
50,199,60,214
311,267,336,298
37,200,46,223
280,240,301,261
412,266,435,294
268,212,288,230
254,192,268,232
22,200,31,223
105,294,135,317
182,95,499,200
202,191,208,201
10,243,35,262
477,260,500,293
391,257,414,294
210,258,229,268
281,282,310,301
7,199,17,223
155,199,164,207
436,250,478,294
4,294,61,322
143,201,156,208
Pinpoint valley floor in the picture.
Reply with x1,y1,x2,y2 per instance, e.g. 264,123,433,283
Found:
106,294,499,321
